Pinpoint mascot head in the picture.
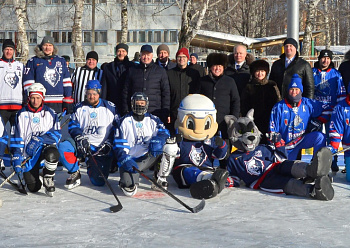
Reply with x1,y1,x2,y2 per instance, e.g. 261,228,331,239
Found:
224,109,261,152
175,94,218,141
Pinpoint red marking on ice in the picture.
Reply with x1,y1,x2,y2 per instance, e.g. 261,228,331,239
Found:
133,191,165,199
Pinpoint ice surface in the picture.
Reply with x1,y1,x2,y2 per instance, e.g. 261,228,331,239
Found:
1,156,350,248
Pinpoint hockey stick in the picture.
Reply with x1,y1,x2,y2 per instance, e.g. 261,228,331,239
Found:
88,154,123,213
0,157,30,194
133,167,205,213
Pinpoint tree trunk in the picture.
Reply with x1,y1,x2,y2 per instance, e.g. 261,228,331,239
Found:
301,0,320,56
71,0,85,67
323,0,331,49
121,0,128,44
13,0,29,63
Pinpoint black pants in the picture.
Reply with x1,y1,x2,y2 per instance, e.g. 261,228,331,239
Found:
0,109,18,126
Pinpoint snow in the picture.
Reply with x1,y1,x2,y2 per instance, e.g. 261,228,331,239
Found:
1,157,350,248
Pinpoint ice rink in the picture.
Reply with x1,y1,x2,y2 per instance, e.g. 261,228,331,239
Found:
1,156,350,248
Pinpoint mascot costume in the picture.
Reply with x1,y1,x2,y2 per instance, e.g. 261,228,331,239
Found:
155,94,229,199
225,109,334,200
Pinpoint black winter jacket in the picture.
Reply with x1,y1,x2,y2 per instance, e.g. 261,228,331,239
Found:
269,52,314,99
189,63,206,77
199,74,240,139
155,58,176,70
338,50,350,92
122,60,170,122
101,56,134,113
167,66,201,121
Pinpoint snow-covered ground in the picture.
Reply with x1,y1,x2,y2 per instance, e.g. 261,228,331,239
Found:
1,156,350,248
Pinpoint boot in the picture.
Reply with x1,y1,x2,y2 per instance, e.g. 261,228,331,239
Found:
306,147,332,178
66,170,81,190
43,175,55,197
310,176,334,201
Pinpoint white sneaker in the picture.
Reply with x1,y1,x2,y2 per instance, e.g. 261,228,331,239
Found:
119,184,138,197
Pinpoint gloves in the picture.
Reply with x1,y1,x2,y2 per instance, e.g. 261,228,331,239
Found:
119,156,139,173
327,145,337,155
149,136,166,157
267,132,285,148
62,97,74,114
212,136,225,147
75,135,90,156
306,118,323,133
98,143,113,156
26,136,43,157
12,154,24,174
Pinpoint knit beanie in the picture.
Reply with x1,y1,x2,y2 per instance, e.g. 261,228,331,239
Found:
283,38,298,50
318,49,333,61
116,43,129,53
190,53,199,60
86,51,99,62
2,39,15,51
288,74,303,93
41,36,55,46
157,44,170,55
176,48,190,59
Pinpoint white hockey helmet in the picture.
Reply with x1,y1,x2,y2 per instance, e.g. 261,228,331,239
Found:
177,94,217,124
27,83,46,97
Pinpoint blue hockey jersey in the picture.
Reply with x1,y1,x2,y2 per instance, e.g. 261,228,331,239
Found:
23,55,72,105
312,67,345,114
68,99,116,150
0,115,8,159
227,145,287,188
329,95,350,153
269,98,329,144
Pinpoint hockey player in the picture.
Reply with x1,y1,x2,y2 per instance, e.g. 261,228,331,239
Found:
23,36,74,114
0,115,8,167
0,39,24,126
163,94,229,200
312,50,346,172
10,83,61,196
58,80,116,189
269,74,329,160
113,92,170,196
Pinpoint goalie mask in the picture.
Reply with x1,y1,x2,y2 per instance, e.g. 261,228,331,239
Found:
131,92,149,115
175,94,218,141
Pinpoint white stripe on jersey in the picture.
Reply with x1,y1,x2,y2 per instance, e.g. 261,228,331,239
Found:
72,67,103,103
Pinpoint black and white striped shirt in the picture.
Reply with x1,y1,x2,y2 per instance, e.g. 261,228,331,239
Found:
72,66,103,103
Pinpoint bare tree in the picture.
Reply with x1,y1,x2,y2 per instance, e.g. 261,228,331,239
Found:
120,0,128,44
13,0,29,63
301,0,321,56
71,0,85,67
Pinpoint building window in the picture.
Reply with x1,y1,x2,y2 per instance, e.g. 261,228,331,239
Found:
164,30,168,43
83,31,107,43
125,29,178,44
116,31,122,43
0,32,5,44
84,31,91,43
154,31,161,43
52,32,59,43
148,31,152,43
27,31,37,44
46,31,72,44
170,30,177,42
139,31,146,43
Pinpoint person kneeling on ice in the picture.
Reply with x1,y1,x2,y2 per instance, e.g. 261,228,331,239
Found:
10,83,61,197
225,109,334,200
58,80,117,189
113,92,170,196
163,94,229,200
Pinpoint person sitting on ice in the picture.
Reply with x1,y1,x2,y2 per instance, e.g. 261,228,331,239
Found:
58,80,117,189
10,83,61,197
225,109,334,201
269,74,330,160
113,92,170,196
158,94,229,200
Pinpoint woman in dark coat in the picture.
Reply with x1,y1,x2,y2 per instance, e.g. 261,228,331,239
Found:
240,59,282,144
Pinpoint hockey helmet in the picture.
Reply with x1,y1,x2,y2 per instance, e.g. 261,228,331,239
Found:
175,94,218,141
85,79,102,95
27,83,46,99
131,92,149,115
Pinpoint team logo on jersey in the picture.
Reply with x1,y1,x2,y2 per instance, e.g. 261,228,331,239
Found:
32,117,40,124
56,61,62,68
316,79,331,96
4,72,19,89
254,150,262,157
189,145,207,166
245,156,264,176
90,112,97,119
43,66,61,87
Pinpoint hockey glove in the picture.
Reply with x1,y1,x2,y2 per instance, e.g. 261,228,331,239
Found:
98,143,113,156
212,136,225,148
120,156,138,173
26,136,43,157
149,136,166,157
75,135,91,156
267,132,285,148
306,118,323,133
62,97,74,114
12,154,24,174
327,145,337,155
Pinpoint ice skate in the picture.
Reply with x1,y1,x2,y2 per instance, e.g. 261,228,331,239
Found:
65,170,81,190
119,183,138,197
307,147,332,178
43,175,55,197
211,169,229,193
190,179,219,199
310,175,334,201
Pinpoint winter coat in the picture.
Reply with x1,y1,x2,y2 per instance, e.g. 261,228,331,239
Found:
338,50,350,93
199,74,240,139
167,66,201,122
240,78,282,144
155,58,176,70
122,60,170,123
269,52,314,99
101,56,134,114
224,53,254,97
189,63,206,77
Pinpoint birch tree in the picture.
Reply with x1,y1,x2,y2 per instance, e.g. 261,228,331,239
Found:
13,0,29,63
120,0,128,44
301,0,321,56
71,0,85,67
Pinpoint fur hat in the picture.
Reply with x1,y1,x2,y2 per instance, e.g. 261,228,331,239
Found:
288,74,303,93
41,36,55,46
206,53,228,68
157,44,170,55
249,60,270,76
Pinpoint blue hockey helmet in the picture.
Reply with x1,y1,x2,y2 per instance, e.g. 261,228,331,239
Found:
131,92,149,115
85,79,101,95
